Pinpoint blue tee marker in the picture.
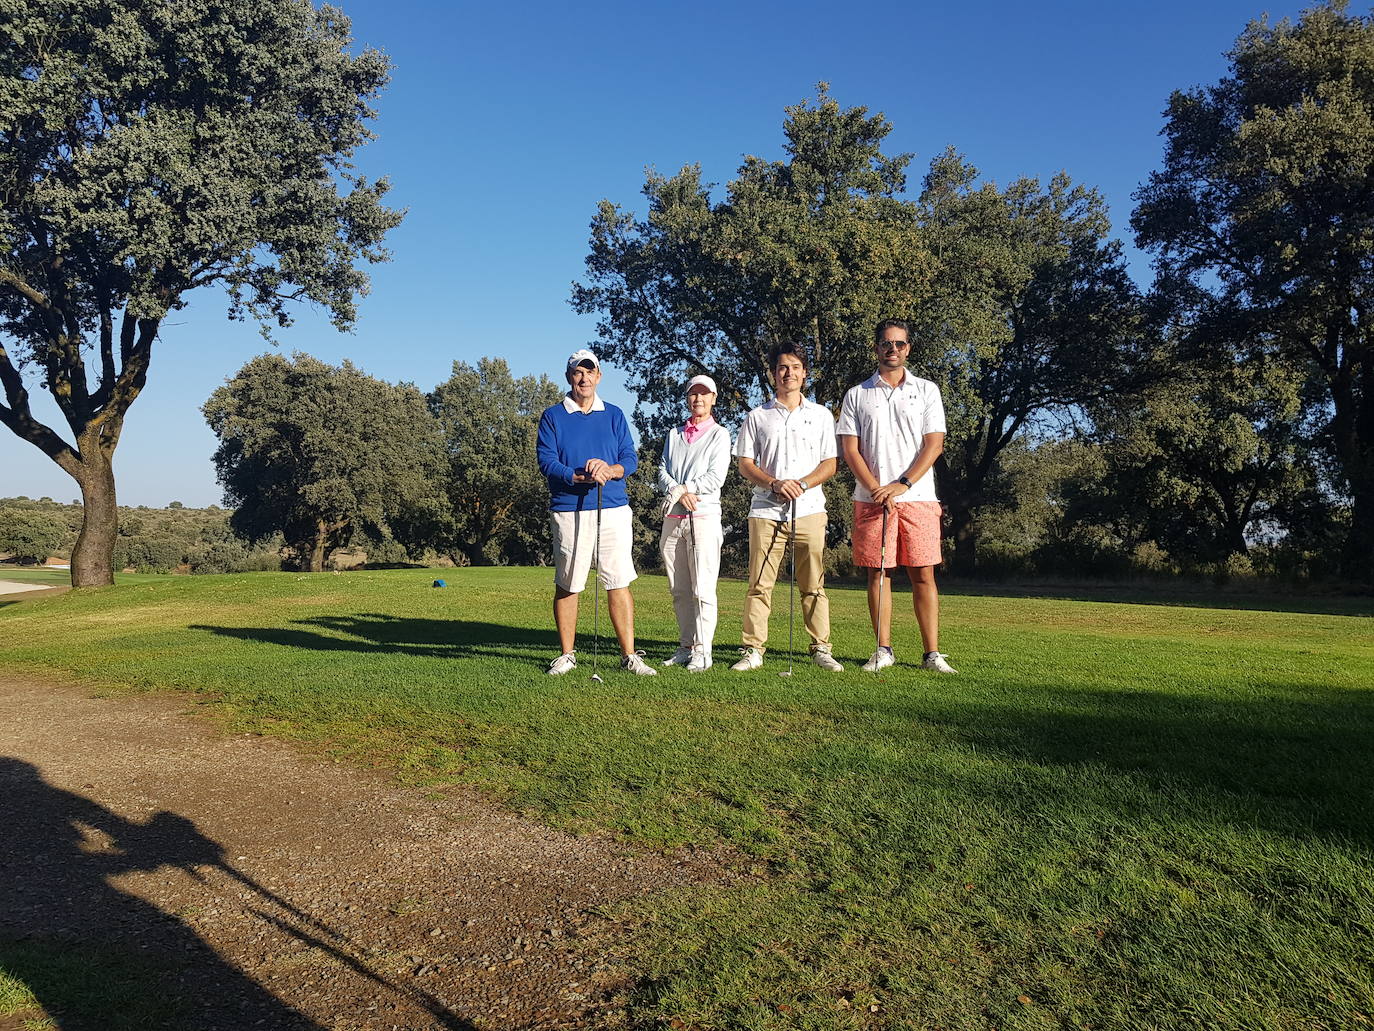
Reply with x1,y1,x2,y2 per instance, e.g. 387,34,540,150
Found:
432,579,446,588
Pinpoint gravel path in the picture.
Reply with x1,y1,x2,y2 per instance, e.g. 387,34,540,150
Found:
0,677,721,1030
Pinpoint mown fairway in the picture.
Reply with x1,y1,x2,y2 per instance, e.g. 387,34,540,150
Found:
2,569,1372,1030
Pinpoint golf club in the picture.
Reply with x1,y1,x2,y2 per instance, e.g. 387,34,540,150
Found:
591,481,603,683
780,497,796,677
686,508,704,666
873,503,889,650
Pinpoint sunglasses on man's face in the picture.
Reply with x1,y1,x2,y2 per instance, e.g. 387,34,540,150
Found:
878,340,910,351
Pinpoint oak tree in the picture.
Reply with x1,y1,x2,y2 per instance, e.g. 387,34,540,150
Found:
0,0,401,585
428,357,563,566
1133,1,1374,582
204,353,446,572
918,151,1143,573
572,85,932,436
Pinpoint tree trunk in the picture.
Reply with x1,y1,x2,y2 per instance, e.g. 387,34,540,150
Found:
1345,473,1374,587
308,521,329,573
69,440,118,587
1343,365,1374,585
946,500,977,576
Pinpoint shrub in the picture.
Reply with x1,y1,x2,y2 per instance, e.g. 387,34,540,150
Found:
0,507,69,564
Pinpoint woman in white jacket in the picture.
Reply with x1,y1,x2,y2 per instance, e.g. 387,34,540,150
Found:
657,375,732,671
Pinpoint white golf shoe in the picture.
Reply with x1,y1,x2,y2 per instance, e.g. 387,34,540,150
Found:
730,647,763,671
663,646,693,667
547,652,577,675
862,647,895,673
811,646,844,672
620,651,659,676
686,647,712,673
921,652,958,673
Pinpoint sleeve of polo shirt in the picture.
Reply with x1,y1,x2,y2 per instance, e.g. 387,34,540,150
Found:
689,425,732,495
733,413,757,460
835,385,860,438
536,407,576,485
817,408,838,460
613,407,638,478
923,382,948,436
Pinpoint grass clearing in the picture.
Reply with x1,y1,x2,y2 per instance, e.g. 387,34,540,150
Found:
0,941,180,1029
2,568,1371,1029
0,566,71,587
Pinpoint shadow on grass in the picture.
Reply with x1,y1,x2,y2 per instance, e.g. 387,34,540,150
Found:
944,580,1373,617
874,682,1374,848
0,758,475,1030
190,613,679,662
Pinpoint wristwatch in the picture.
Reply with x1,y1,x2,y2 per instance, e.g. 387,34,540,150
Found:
798,479,809,491
898,475,912,487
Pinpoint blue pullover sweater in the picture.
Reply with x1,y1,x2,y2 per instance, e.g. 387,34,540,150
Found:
536,396,638,511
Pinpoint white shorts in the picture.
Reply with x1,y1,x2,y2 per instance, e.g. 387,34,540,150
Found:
550,505,637,592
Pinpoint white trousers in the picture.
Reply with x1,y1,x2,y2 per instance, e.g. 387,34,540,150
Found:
659,513,722,651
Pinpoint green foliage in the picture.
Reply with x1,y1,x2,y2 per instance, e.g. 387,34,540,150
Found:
1,569,1371,1030
0,497,282,574
1133,0,1374,582
574,89,1141,580
427,358,563,565
1083,349,1319,564
0,0,401,586
0,506,68,563
917,152,1143,572
572,85,932,437
204,352,447,572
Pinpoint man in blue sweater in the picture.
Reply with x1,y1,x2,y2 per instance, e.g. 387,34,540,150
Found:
536,349,657,676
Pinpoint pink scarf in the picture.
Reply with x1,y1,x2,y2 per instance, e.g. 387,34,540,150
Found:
683,415,715,443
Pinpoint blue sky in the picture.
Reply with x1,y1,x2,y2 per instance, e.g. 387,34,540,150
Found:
2,0,1303,507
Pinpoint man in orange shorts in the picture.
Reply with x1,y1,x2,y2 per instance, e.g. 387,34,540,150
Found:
837,319,956,673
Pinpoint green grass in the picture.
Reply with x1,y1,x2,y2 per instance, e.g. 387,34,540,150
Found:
0,566,72,586
0,566,167,587
0,941,181,1029
2,569,1372,1030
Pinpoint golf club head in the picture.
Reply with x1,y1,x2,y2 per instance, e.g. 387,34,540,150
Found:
778,670,793,677
590,673,604,683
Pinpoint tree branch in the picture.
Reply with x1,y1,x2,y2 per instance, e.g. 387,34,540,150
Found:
0,341,81,476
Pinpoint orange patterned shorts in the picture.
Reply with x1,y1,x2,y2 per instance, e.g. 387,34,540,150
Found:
852,500,943,569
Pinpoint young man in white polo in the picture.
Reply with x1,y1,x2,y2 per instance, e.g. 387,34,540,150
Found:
837,319,956,673
731,342,843,672
536,349,657,676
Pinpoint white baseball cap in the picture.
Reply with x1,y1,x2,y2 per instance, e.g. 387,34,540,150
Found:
566,348,600,371
686,374,717,394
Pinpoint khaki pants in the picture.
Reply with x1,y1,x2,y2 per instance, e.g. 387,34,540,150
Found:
741,512,830,651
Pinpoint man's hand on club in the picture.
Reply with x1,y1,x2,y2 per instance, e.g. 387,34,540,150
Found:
871,481,908,509
771,478,806,501
582,458,617,485
680,491,700,512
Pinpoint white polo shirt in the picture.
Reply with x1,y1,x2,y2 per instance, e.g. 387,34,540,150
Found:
836,370,947,503
733,397,837,521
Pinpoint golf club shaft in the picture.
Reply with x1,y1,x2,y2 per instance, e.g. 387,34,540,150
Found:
787,497,796,675
875,504,888,646
687,511,701,652
593,482,602,676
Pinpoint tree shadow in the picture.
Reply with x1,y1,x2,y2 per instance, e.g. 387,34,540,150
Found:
862,682,1374,848
190,613,677,662
936,581,1374,617
0,757,475,1030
